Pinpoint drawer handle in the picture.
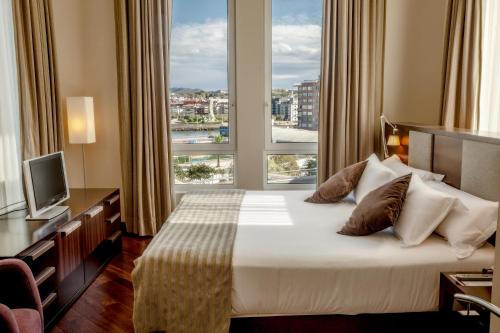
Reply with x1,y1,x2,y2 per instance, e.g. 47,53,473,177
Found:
20,240,55,261
107,230,122,243
105,195,119,205
42,292,57,310
106,212,120,224
35,266,56,286
85,205,103,218
59,220,81,237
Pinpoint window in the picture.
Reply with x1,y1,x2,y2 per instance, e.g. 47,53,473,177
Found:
174,154,234,185
270,0,322,144
265,0,322,188
479,0,500,132
266,154,317,184
170,0,235,190
0,0,24,214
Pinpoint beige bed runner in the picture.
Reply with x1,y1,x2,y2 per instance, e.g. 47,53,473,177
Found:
132,190,245,333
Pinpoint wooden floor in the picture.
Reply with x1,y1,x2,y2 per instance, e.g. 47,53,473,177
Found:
49,235,487,333
50,235,150,333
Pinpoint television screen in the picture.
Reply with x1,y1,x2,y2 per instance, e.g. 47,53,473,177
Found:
28,153,68,210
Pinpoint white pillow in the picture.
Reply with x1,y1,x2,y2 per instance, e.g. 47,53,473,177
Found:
382,155,445,182
394,175,456,246
426,181,498,259
354,154,397,204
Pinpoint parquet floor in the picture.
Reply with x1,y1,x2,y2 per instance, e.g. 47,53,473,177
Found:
50,236,150,333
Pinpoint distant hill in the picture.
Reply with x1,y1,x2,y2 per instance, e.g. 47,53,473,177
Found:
170,87,204,94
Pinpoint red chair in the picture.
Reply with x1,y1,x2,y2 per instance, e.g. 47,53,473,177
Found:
0,259,43,333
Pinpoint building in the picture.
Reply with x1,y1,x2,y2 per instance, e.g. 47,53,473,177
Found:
297,80,320,130
272,96,294,121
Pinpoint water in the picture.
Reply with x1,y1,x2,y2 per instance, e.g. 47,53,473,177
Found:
172,130,225,144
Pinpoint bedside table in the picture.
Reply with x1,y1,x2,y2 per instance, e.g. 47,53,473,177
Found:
440,272,492,330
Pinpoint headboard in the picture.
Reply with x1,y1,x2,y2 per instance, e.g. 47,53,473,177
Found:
386,123,500,245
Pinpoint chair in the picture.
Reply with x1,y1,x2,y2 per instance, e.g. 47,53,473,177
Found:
0,259,43,333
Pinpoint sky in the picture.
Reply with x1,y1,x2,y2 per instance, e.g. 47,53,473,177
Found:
170,0,322,90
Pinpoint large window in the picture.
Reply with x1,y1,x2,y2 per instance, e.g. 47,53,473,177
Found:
170,0,322,191
265,0,322,188
170,0,235,190
0,0,24,214
270,0,322,144
170,0,233,145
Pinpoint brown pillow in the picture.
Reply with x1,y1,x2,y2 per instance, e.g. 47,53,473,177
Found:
305,160,368,203
338,174,411,236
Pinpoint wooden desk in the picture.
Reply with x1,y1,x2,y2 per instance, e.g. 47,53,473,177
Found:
0,188,122,330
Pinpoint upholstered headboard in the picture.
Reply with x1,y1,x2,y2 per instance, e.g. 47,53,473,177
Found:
386,124,500,246
404,127,500,204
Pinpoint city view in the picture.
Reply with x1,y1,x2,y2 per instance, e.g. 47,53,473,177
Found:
170,0,321,185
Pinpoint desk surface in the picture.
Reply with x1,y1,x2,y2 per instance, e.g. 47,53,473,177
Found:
0,188,118,258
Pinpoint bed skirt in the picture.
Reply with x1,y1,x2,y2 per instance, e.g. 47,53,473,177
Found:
132,190,245,333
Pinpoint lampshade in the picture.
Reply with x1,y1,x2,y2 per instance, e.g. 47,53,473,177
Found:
67,97,96,144
387,134,400,146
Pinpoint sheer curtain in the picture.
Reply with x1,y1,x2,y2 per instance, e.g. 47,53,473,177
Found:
479,0,500,133
0,0,24,214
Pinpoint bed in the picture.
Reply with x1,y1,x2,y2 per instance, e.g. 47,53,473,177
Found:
132,125,500,333
232,190,494,317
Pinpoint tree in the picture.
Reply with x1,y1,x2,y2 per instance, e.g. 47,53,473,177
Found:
213,135,225,167
268,155,300,177
186,164,216,182
305,158,317,176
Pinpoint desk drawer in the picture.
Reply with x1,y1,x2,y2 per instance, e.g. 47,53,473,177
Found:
82,206,106,257
56,220,83,282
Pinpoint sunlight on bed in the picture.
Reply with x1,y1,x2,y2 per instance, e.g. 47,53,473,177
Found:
238,194,294,226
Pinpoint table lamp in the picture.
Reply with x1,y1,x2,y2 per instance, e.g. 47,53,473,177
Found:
66,97,96,189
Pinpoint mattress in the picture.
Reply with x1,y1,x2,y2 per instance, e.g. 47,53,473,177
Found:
231,190,495,316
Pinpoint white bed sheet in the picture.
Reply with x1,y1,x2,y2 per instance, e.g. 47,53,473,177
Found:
231,190,495,317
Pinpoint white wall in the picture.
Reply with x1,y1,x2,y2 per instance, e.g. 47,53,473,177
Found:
383,0,448,125
50,0,451,192
51,0,121,191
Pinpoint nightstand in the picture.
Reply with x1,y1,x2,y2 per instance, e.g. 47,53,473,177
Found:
440,272,492,332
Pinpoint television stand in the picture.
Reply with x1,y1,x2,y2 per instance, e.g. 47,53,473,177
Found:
26,205,69,221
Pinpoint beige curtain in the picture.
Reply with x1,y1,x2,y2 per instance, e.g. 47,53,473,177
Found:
318,0,386,183
441,0,482,129
115,0,174,236
12,0,63,159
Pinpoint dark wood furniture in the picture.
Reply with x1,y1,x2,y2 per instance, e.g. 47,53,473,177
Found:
440,272,492,332
0,188,122,330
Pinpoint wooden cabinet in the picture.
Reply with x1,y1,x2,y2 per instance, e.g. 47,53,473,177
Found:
6,188,122,330
19,238,59,322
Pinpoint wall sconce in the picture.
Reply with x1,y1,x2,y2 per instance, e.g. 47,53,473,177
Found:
380,114,400,157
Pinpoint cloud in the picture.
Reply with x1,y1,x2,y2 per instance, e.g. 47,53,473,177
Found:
170,20,321,90
272,24,321,88
170,20,228,90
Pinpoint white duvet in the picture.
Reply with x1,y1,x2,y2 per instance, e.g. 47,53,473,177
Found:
231,190,495,316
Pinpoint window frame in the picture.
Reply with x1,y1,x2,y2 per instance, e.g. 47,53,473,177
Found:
171,0,237,191
263,0,319,190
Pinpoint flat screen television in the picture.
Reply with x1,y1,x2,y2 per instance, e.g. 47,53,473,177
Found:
23,151,70,220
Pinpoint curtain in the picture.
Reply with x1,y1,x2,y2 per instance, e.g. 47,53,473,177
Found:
318,0,386,183
479,0,500,133
115,0,175,236
0,0,24,214
440,0,482,129
12,0,63,160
